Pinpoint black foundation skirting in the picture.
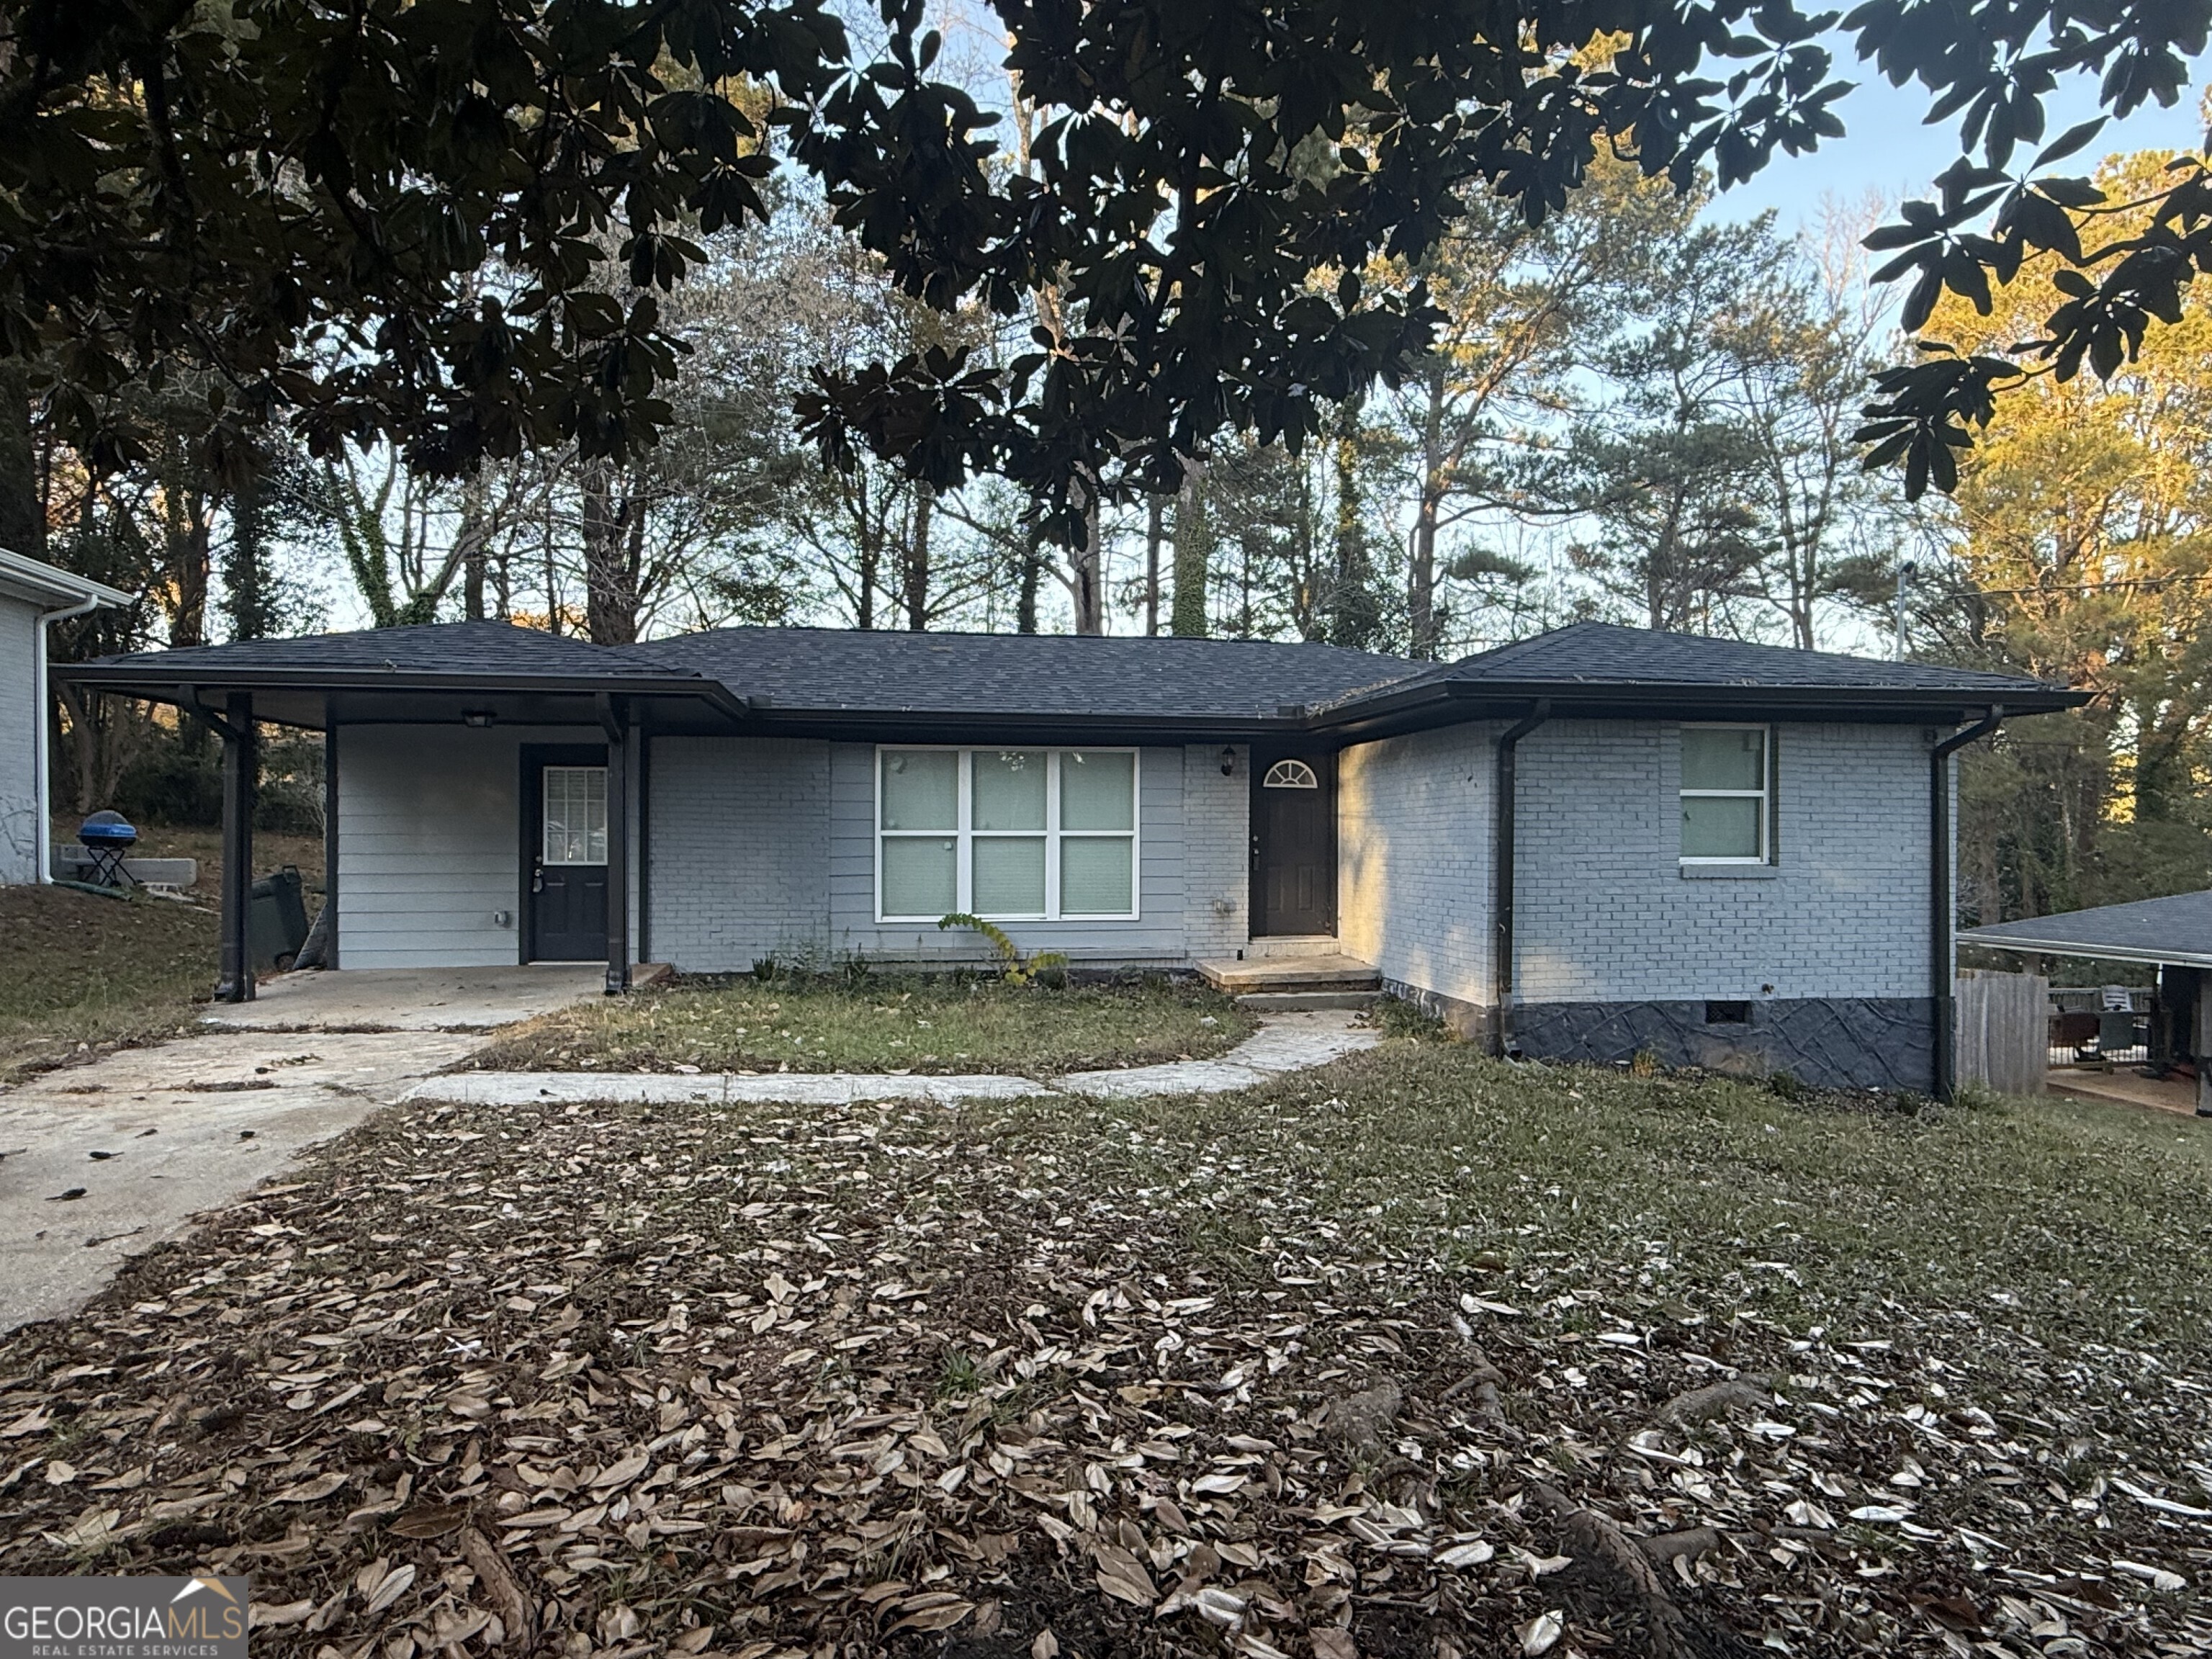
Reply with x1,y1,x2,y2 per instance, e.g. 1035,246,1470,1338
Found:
1511,997,1937,1093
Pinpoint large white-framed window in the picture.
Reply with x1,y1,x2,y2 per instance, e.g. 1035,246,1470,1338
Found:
1679,725,1772,864
876,747,1140,922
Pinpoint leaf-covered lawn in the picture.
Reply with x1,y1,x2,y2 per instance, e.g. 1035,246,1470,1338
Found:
464,975,1257,1076
0,884,212,1082
3,1038,2208,1658
0,827,325,1083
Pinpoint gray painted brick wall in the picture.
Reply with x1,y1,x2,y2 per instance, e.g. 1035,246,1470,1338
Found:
1512,719,1931,1002
645,737,1249,973
1341,718,1938,1015
647,735,831,970
1339,723,1498,1011
1182,744,1250,959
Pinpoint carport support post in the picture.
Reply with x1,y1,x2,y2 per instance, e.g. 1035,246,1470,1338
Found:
215,691,257,1003
601,694,629,996
2198,977,2212,1118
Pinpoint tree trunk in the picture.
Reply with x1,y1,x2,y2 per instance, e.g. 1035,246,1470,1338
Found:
158,433,212,647
581,462,642,645
0,362,41,558
903,489,933,630
1069,471,1105,634
1408,373,1445,658
1171,456,1210,638
1016,516,1041,634
1330,399,1380,649
464,490,487,622
1143,495,1164,636
223,467,272,640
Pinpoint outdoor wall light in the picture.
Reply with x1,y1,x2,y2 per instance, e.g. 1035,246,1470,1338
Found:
462,709,496,728
1220,746,1236,776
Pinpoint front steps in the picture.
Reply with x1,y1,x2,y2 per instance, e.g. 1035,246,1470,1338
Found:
1197,945,1382,1010
1233,989,1383,1012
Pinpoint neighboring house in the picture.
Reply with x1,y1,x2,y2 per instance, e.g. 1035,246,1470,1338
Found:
0,549,130,885
1963,890,2212,1115
63,619,2082,1092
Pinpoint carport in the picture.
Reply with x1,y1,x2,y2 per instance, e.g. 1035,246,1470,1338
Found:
56,625,747,1002
1960,890,2212,1117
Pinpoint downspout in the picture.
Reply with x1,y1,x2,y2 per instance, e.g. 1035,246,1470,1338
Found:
1931,706,2002,1101
33,593,104,883
1493,699,1551,1057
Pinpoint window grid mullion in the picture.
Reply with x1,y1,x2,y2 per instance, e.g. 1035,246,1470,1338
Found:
956,750,973,915
1045,751,1063,921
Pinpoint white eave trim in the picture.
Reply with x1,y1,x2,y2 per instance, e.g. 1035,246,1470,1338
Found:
0,547,132,609
1958,932,2212,971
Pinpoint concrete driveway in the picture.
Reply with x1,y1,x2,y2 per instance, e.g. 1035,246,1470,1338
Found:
0,965,599,1332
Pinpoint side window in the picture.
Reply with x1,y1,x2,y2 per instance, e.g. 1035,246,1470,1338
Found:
1680,727,1771,863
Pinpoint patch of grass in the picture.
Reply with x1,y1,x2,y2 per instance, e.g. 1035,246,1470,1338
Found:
0,884,214,1081
464,972,1258,1075
1041,1044,2212,1355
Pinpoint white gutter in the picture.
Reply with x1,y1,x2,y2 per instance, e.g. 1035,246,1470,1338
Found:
0,547,132,884
1956,932,2212,973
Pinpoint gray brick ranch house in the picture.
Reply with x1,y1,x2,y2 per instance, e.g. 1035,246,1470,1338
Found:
62,620,2080,1094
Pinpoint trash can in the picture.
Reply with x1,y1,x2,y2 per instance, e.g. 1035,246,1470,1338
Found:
248,866,312,973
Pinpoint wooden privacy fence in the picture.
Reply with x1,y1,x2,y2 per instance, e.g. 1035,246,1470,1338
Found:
1956,968,2049,1096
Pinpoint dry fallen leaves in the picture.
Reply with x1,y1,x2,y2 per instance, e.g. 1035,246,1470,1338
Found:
0,1079,2203,1659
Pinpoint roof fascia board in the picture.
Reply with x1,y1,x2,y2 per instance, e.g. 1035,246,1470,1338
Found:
1958,932,2212,971
1314,680,2082,739
741,709,1296,745
58,663,750,721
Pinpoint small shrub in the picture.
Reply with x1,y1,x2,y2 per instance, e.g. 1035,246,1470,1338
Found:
1375,994,1446,1041
938,914,1066,987
751,956,780,983
1629,1048,1661,1079
1767,1069,1812,1103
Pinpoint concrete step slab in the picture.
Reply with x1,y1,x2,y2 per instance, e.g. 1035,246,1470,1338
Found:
1197,953,1380,992
1234,990,1380,1012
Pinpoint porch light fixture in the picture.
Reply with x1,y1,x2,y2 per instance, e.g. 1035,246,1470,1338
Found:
462,709,496,728
1220,747,1236,776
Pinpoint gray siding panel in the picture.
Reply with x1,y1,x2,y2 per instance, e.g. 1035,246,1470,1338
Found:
826,742,1196,964
0,597,40,884
336,723,626,969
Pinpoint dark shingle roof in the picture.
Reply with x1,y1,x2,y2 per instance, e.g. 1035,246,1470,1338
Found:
67,617,2081,733
1959,891,2212,968
634,627,1416,721
1338,621,2060,703
126,620,682,679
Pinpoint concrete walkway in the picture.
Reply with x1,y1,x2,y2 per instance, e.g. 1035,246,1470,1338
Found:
0,966,603,1332
202,964,605,1030
2,990,1371,1333
405,1008,1380,1108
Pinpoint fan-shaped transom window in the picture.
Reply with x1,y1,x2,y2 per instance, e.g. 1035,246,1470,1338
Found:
1262,759,1320,790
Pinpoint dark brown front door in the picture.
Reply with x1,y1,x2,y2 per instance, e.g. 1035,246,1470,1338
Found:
1252,752,1336,935
524,746,609,963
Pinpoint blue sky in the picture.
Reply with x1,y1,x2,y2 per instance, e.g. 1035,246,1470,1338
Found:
1708,43,2208,233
